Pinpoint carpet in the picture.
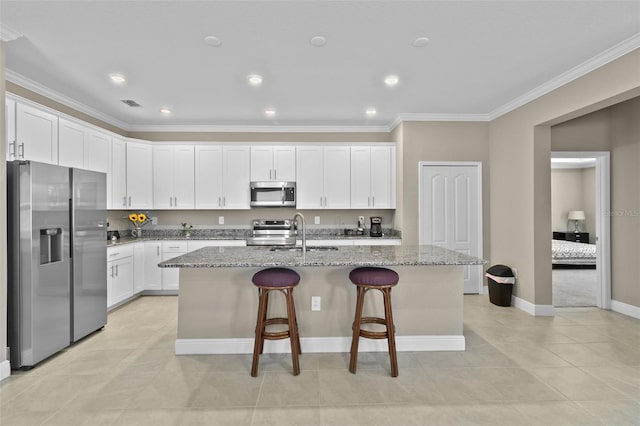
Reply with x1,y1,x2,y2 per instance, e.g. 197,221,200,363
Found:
552,268,598,307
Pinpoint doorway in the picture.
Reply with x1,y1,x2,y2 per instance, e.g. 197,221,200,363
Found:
419,162,483,294
550,151,611,309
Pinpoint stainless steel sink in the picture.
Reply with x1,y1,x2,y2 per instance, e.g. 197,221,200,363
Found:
269,246,338,252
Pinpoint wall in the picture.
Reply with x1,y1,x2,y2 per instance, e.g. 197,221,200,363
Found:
490,49,640,307
1,42,8,373
551,167,596,241
397,121,491,261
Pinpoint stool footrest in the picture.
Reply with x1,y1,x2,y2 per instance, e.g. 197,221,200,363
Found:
260,317,292,340
354,317,394,339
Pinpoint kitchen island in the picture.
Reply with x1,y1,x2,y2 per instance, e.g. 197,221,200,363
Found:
159,245,484,355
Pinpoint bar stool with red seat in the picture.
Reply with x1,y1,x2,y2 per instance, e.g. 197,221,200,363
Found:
251,267,302,377
348,266,399,377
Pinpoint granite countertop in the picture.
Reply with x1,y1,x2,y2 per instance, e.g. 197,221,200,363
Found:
107,228,401,246
158,245,485,268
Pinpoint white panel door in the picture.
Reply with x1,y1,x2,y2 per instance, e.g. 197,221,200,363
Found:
323,146,351,209
420,164,482,294
273,146,296,181
58,118,87,168
296,146,324,208
195,145,223,209
16,102,58,164
6,98,16,161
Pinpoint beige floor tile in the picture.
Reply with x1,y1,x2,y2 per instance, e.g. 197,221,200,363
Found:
251,406,322,426
531,367,629,400
257,371,321,407
190,371,263,408
511,401,602,425
585,341,640,366
42,409,123,426
580,365,640,400
112,408,183,426
544,342,614,366
178,408,255,426
493,343,572,368
0,409,55,426
575,400,640,426
131,371,206,409
318,369,412,405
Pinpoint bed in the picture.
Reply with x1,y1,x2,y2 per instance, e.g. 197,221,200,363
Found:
552,239,597,269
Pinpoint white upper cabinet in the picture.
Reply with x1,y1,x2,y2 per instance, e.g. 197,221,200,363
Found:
250,145,296,181
125,140,153,209
16,102,58,164
86,130,111,174
351,145,396,209
153,145,195,209
110,137,127,209
58,118,87,168
296,145,350,209
6,98,16,161
195,145,250,209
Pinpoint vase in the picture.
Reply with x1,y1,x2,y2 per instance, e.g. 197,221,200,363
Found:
131,227,142,238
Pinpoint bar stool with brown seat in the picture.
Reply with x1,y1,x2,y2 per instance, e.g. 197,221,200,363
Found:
251,267,302,377
348,266,399,377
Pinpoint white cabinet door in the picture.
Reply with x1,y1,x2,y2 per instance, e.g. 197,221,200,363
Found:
86,130,110,174
6,98,16,161
195,145,223,209
296,146,324,209
143,242,162,290
273,146,296,181
16,102,58,164
371,146,395,208
250,146,273,181
133,242,145,294
110,257,134,307
222,146,250,209
126,140,153,209
161,241,188,290
58,118,87,168
152,145,174,209
153,145,195,209
110,137,127,209
173,145,195,208
350,146,372,209
323,146,351,209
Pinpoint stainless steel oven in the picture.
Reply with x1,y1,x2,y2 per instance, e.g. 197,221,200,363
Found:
250,181,295,207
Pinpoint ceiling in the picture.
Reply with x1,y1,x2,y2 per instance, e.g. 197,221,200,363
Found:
1,1,639,131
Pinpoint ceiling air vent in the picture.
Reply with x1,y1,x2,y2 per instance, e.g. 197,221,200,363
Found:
121,99,142,107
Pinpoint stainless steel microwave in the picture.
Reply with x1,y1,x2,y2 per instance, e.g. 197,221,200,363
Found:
250,181,296,207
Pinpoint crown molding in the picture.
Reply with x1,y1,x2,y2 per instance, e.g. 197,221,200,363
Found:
389,113,490,130
5,69,131,131
488,32,640,120
0,24,22,42
127,124,392,133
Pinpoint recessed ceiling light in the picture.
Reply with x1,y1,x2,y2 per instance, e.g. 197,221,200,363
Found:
384,75,399,87
310,35,327,47
264,107,276,118
365,108,377,117
247,74,263,86
412,37,430,47
160,108,172,115
203,35,222,47
109,73,126,85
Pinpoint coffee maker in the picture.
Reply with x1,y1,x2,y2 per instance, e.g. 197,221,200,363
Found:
369,216,382,237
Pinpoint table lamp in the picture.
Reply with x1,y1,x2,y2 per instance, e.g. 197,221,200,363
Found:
567,210,585,232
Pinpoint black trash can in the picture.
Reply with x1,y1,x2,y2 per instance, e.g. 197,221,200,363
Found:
486,265,515,307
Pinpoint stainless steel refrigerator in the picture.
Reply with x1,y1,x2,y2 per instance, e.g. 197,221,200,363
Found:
7,160,107,369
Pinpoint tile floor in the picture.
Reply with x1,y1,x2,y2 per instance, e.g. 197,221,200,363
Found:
1,295,639,425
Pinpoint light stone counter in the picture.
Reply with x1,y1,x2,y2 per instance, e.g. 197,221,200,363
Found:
162,245,485,356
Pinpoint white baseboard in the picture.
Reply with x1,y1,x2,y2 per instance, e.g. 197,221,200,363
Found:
512,295,555,316
610,300,640,319
0,360,11,382
175,335,465,355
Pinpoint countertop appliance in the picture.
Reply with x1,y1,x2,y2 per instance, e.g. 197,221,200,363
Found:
7,161,107,369
250,181,296,207
370,216,383,237
246,219,296,246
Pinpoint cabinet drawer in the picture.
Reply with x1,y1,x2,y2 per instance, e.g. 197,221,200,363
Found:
107,245,134,261
162,241,189,253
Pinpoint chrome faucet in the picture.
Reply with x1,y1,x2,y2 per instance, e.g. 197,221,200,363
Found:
293,212,306,252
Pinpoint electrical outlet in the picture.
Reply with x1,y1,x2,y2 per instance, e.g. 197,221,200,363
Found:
151,216,158,225
314,216,320,225
311,296,321,311
218,216,224,225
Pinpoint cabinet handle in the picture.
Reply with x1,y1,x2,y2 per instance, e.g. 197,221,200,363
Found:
324,196,327,206
368,196,370,207
110,265,114,278
372,196,375,207
9,140,15,158
122,196,127,207
223,196,226,206
169,197,173,207
320,196,323,206
157,246,160,256
269,169,272,180
218,197,221,207
128,196,131,207
174,196,177,206
110,252,120,257
274,169,277,180
18,142,25,159
115,264,119,276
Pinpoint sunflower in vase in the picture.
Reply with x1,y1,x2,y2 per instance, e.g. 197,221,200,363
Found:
128,212,150,237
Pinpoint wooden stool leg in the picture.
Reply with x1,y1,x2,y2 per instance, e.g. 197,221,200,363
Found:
382,288,398,377
251,288,268,377
285,288,300,376
349,286,366,374
259,290,270,355
290,293,302,355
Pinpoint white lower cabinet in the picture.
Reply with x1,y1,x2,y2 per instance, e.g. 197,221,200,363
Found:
107,245,134,309
143,242,163,291
161,241,188,290
133,242,145,294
